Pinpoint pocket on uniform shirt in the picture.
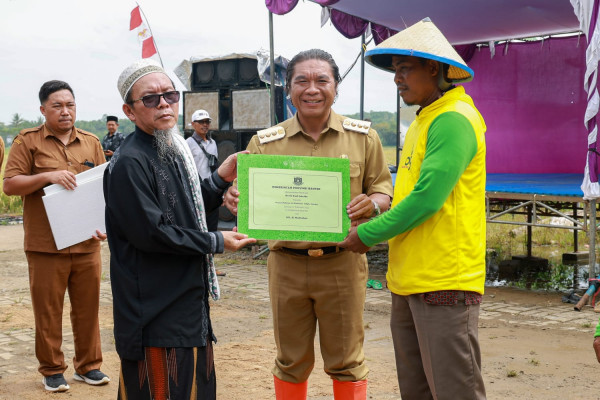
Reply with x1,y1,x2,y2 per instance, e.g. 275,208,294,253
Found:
350,163,362,179
34,157,59,171
349,162,363,198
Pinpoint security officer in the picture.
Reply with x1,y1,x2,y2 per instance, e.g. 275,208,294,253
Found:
102,115,124,161
227,49,392,400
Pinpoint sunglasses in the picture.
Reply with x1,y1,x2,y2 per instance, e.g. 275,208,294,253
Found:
132,91,180,108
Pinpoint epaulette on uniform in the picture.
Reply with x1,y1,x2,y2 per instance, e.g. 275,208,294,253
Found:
19,126,42,136
343,118,371,134
257,126,285,144
14,126,42,144
76,128,100,141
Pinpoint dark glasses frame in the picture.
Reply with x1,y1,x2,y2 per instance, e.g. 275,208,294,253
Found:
132,91,180,108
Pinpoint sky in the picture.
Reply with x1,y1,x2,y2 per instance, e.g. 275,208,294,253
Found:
0,0,401,125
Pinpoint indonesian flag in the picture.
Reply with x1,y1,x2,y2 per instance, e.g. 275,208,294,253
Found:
130,6,157,58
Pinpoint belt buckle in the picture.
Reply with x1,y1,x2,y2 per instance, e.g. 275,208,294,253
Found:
308,248,324,257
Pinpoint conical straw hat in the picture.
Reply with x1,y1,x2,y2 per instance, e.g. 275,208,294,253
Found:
365,18,473,83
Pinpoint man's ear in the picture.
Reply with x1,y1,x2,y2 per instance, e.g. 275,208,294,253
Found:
427,59,440,77
122,103,135,122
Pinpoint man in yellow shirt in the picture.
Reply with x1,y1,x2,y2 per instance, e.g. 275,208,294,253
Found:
341,19,487,400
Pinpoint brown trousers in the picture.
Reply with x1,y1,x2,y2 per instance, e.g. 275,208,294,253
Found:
26,251,103,377
268,249,369,383
390,292,486,400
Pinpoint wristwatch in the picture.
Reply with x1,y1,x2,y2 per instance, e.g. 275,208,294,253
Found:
371,199,381,217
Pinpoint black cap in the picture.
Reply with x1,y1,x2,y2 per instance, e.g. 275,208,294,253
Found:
106,115,118,123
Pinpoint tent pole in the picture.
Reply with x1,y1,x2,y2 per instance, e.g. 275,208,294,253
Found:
360,33,365,120
269,11,276,126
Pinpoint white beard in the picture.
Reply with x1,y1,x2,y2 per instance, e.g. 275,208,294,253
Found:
153,125,181,165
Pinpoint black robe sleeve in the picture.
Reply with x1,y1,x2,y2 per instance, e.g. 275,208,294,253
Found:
104,154,224,256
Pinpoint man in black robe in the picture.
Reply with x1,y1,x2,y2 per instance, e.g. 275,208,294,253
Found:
104,59,255,400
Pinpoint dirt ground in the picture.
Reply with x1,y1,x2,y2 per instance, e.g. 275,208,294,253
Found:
0,224,599,399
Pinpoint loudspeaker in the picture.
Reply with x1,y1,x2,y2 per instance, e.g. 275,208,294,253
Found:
212,131,237,163
238,131,255,152
193,62,215,89
212,131,256,161
212,130,256,223
216,59,237,86
191,58,264,90
182,91,219,133
238,58,261,87
231,87,285,130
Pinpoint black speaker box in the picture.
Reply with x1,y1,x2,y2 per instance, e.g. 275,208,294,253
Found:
238,58,262,87
193,62,215,89
212,131,237,162
212,131,257,161
192,58,263,90
212,130,256,223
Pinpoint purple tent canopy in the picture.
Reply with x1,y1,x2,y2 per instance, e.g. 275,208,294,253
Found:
267,0,580,44
265,0,600,199
308,0,580,44
266,0,398,43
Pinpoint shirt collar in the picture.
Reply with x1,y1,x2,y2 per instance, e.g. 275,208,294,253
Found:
42,123,78,144
134,125,154,143
192,132,210,142
286,110,344,137
417,86,465,117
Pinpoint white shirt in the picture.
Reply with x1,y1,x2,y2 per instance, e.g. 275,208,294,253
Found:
185,134,219,180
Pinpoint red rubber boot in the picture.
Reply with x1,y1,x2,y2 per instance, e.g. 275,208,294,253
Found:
273,375,308,400
332,379,367,400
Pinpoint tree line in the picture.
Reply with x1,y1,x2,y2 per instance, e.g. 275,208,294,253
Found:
0,113,137,144
345,111,404,146
1,111,400,147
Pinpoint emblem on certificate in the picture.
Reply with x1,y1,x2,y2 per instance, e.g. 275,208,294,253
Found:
237,154,351,241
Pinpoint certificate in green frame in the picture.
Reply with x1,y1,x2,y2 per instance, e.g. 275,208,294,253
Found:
237,153,350,242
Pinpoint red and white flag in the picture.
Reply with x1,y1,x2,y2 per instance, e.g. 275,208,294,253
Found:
130,6,157,58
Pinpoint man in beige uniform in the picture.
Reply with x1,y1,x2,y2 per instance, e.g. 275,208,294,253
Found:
4,80,109,392
229,49,392,400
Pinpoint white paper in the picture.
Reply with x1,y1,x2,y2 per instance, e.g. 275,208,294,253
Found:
42,162,108,250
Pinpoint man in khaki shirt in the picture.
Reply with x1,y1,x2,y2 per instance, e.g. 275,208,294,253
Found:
227,49,393,400
3,80,109,392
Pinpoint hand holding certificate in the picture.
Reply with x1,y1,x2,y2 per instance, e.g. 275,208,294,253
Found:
237,154,350,242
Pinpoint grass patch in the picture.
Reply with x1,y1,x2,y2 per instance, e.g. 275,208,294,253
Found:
529,358,540,366
1,313,12,323
487,213,586,264
383,146,399,167
486,212,588,290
